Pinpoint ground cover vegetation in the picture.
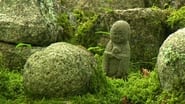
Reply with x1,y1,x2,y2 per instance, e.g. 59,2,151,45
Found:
0,55,185,104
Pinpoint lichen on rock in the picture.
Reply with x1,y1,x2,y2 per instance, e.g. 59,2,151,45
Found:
156,28,185,91
0,0,61,46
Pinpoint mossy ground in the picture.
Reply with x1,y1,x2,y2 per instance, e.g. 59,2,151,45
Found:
0,55,184,104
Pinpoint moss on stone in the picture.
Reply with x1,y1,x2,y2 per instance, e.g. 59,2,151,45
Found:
23,42,98,98
156,28,185,91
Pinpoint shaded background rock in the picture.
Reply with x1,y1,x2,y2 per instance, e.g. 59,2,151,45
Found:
76,8,169,69
0,42,43,70
156,28,185,91
0,0,62,46
145,0,185,9
103,8,168,68
23,42,97,98
60,0,185,13
60,0,145,12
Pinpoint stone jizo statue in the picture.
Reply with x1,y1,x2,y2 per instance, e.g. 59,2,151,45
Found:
103,20,131,79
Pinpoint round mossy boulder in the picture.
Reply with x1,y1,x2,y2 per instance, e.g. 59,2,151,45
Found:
156,28,185,91
23,42,97,98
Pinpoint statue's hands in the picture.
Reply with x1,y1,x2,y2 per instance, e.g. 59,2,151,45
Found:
104,51,121,59
112,47,121,54
104,51,113,57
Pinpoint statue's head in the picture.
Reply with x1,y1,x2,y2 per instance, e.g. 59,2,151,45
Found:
110,20,130,44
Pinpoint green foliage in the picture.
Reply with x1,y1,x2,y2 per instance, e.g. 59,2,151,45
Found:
1,57,185,103
95,31,110,35
88,46,105,55
57,13,74,41
88,54,109,93
69,9,107,48
57,8,109,49
0,68,24,100
167,6,185,30
70,70,160,104
119,71,161,104
76,15,98,36
15,43,32,48
154,90,185,104
72,11,100,47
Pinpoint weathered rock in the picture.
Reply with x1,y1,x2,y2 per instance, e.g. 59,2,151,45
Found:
156,28,185,91
78,0,145,11
173,0,185,8
98,8,169,68
61,0,145,12
103,20,130,79
23,42,97,98
73,8,169,68
146,0,185,9
0,0,62,46
0,42,43,70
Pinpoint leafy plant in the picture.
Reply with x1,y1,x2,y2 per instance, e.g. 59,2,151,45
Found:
88,46,105,55
15,43,32,48
95,31,110,35
57,13,75,41
88,54,109,93
167,6,185,30
0,68,24,100
119,71,161,104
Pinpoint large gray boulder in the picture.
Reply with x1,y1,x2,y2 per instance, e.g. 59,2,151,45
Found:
23,42,97,98
156,28,185,91
0,0,61,46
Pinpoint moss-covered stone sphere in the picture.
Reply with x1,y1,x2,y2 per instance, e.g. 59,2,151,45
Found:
156,28,185,91
23,42,97,98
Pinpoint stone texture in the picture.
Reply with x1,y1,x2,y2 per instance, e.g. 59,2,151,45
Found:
0,42,42,70
156,28,185,91
98,8,169,68
60,0,145,13
103,20,130,79
147,0,185,9
0,0,62,46
23,42,97,98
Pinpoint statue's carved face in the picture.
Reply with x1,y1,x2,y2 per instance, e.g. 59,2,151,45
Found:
110,31,127,43
110,20,130,44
